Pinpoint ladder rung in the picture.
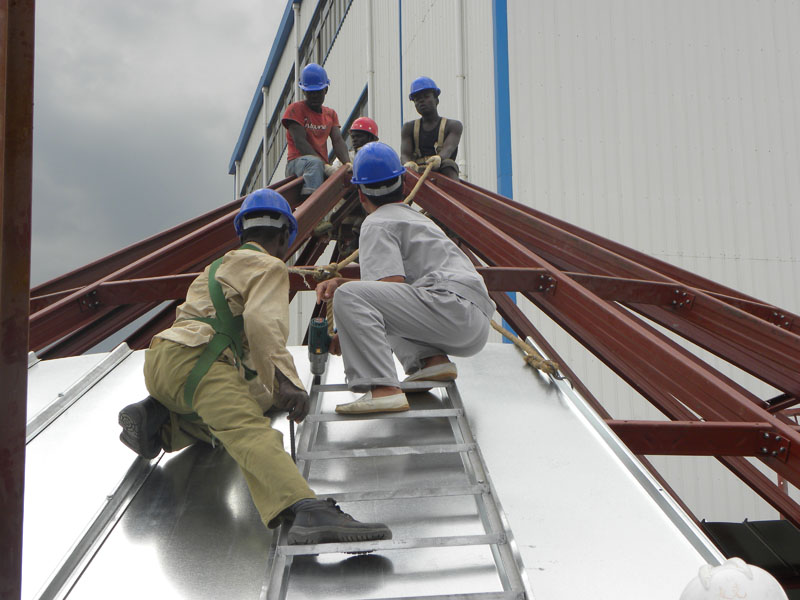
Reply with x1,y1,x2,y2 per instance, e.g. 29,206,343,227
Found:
297,443,476,460
306,408,463,422
318,483,490,502
357,591,524,600
278,532,505,556
313,381,450,393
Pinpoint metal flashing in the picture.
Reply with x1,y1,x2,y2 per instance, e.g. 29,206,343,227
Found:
26,343,133,443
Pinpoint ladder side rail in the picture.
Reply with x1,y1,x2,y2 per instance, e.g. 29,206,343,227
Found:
444,384,531,596
263,372,328,600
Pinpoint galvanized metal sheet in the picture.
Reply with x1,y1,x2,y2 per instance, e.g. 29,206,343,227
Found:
24,344,722,599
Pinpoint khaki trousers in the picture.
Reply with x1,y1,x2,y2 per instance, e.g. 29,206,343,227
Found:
143,338,314,527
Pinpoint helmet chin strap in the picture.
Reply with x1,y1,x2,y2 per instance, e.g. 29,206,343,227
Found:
359,177,403,197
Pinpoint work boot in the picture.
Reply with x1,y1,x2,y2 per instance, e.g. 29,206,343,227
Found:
118,396,169,459
335,391,409,415
404,361,458,383
287,498,392,545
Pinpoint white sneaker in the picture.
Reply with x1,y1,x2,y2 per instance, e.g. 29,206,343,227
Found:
335,391,410,414
403,362,458,383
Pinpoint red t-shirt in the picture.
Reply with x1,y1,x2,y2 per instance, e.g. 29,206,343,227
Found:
282,101,340,162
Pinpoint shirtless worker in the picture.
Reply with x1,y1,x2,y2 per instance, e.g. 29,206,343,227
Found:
282,63,351,199
400,76,463,180
117,188,391,544
315,143,495,414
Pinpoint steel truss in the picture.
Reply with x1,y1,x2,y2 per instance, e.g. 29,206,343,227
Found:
25,168,800,531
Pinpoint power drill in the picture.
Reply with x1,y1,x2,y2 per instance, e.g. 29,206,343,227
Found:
308,317,332,376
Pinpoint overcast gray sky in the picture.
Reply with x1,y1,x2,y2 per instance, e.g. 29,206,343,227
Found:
31,0,284,286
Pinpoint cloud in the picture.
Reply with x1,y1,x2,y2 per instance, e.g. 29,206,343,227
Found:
31,0,284,286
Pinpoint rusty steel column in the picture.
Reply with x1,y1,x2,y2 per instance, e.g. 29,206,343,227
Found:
1,0,35,598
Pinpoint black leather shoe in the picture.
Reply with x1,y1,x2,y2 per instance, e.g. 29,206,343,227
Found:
287,498,392,545
118,396,169,459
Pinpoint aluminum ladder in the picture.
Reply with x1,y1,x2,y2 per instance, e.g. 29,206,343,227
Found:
262,374,529,600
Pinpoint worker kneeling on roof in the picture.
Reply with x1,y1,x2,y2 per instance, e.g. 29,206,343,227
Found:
118,189,390,545
282,63,351,200
316,142,495,414
401,76,462,180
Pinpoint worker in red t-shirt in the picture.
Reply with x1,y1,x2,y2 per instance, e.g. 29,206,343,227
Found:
282,63,351,200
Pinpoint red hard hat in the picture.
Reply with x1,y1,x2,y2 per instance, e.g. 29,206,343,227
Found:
351,117,378,137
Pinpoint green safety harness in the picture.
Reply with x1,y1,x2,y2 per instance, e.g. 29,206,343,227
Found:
182,243,261,407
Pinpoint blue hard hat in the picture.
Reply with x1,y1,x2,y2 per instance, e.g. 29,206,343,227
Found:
409,76,441,100
299,63,330,92
234,188,298,245
351,142,406,185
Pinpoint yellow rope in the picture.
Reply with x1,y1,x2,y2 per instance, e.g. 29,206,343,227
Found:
289,161,437,333
490,320,561,377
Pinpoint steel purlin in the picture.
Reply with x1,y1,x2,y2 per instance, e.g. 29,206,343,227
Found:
31,177,301,299
28,178,301,351
433,175,800,399
457,178,800,323
409,176,800,489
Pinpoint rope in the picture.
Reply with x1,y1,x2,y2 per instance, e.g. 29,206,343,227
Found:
289,161,437,333
490,320,562,378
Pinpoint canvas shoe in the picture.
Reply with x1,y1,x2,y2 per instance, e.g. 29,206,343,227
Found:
335,391,409,414
403,361,458,383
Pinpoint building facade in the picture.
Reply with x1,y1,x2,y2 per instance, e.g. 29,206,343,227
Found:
230,0,800,521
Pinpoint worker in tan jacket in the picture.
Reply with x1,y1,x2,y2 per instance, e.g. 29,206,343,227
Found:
118,188,391,545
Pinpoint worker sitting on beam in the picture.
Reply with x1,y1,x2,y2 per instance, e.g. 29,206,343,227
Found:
315,142,495,414
282,63,351,200
401,76,463,180
117,189,391,545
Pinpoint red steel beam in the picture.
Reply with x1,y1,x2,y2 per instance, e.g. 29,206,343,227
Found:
1,1,34,597
28,178,303,352
410,176,800,485
125,300,181,351
414,176,800,524
287,166,352,256
39,302,160,359
607,421,787,457
459,178,800,327
431,176,800,399
30,176,299,298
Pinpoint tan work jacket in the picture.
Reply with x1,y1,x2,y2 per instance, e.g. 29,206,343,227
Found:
154,242,304,411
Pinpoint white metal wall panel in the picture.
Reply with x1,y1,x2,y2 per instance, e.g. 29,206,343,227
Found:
397,0,498,190
318,1,368,133
507,0,800,520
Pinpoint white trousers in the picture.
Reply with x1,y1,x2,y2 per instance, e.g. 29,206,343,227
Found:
333,281,490,391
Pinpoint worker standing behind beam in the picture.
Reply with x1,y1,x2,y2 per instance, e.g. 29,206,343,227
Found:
316,143,495,414
331,116,379,252
401,76,463,180
117,189,390,545
282,63,351,200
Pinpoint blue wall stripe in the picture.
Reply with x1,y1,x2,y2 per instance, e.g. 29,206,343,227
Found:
492,0,513,197
492,0,516,339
